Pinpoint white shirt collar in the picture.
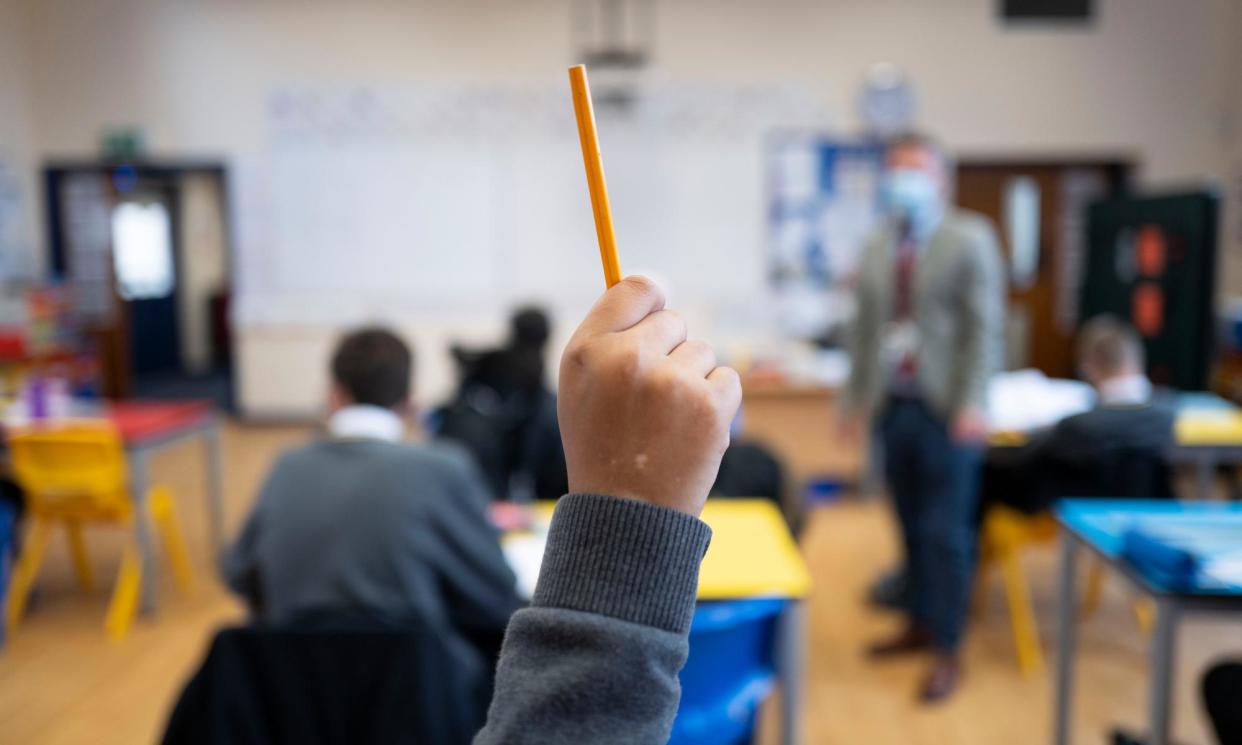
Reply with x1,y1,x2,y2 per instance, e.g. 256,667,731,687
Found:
1097,374,1152,407
327,405,405,443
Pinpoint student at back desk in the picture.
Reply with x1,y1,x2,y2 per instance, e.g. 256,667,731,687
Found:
982,315,1175,515
221,328,522,684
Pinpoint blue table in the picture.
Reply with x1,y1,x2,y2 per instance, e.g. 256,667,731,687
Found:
1054,500,1242,745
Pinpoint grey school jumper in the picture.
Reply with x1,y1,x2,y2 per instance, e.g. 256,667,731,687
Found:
221,439,522,635
475,493,713,745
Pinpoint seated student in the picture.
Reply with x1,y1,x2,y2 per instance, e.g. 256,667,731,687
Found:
221,328,522,677
981,314,1175,515
436,307,567,501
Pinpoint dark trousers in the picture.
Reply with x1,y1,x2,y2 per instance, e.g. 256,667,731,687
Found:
880,397,982,651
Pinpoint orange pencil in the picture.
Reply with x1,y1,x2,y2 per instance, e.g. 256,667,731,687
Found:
568,64,623,288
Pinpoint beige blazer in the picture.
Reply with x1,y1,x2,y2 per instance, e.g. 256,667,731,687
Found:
846,207,1006,420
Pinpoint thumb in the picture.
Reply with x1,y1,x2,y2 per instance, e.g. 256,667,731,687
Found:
576,276,666,337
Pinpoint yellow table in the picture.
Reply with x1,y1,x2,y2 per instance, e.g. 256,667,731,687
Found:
696,499,812,600
1175,410,1242,445
1174,410,1242,499
506,498,811,745
994,410,1242,448
510,499,811,599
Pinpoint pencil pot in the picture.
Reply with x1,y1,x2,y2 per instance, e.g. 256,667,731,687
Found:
804,476,844,505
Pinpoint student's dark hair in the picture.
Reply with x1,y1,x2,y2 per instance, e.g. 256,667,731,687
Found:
330,327,414,409
1077,314,1144,376
510,306,550,350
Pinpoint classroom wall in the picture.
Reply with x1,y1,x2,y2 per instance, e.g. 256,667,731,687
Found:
9,0,1242,415
0,0,39,281
1225,0,1242,302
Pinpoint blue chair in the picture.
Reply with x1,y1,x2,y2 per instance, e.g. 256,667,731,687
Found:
670,598,787,745
0,500,17,648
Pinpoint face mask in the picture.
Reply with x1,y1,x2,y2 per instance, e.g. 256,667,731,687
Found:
882,168,940,232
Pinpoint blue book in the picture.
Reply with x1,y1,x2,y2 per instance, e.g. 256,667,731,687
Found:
1121,520,1242,592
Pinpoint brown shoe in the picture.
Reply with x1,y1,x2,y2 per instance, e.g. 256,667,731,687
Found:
866,626,933,658
919,653,962,703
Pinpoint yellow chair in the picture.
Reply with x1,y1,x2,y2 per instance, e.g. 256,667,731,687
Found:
977,506,1058,676
978,506,1152,676
5,424,194,641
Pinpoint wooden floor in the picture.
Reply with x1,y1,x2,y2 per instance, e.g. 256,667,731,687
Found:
1,422,1240,745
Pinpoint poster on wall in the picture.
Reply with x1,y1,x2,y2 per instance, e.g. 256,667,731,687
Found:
767,134,885,339
0,152,30,282
1083,191,1219,390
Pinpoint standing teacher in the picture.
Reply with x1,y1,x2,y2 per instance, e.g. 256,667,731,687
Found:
842,133,1005,703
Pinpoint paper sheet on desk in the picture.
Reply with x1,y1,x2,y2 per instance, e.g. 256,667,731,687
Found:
1204,553,1242,590
503,534,547,600
987,369,1095,435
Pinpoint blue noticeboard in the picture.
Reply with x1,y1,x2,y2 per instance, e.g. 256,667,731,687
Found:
766,134,886,337
767,135,885,287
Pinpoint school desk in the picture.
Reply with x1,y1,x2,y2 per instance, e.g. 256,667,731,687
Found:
990,392,1242,500
1053,500,1242,745
6,400,223,612
1172,394,1242,500
504,499,813,745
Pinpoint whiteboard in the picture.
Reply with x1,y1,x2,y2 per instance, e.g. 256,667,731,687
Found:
231,83,825,326
268,142,497,294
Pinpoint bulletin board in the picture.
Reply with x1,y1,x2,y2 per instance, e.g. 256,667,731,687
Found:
766,134,886,337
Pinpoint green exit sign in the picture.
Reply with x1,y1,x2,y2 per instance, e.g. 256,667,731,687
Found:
99,127,146,161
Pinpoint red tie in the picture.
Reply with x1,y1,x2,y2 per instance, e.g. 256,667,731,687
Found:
894,238,916,321
894,238,918,379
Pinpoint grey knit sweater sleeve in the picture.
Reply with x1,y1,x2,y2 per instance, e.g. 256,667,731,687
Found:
473,493,713,745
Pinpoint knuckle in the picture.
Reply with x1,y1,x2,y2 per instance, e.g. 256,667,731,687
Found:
609,342,643,380
662,309,686,333
622,275,659,299
643,363,681,395
564,338,596,370
690,339,716,364
716,365,742,389
713,371,743,417
687,386,718,421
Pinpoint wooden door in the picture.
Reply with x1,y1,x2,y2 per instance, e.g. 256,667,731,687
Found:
955,160,1131,378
